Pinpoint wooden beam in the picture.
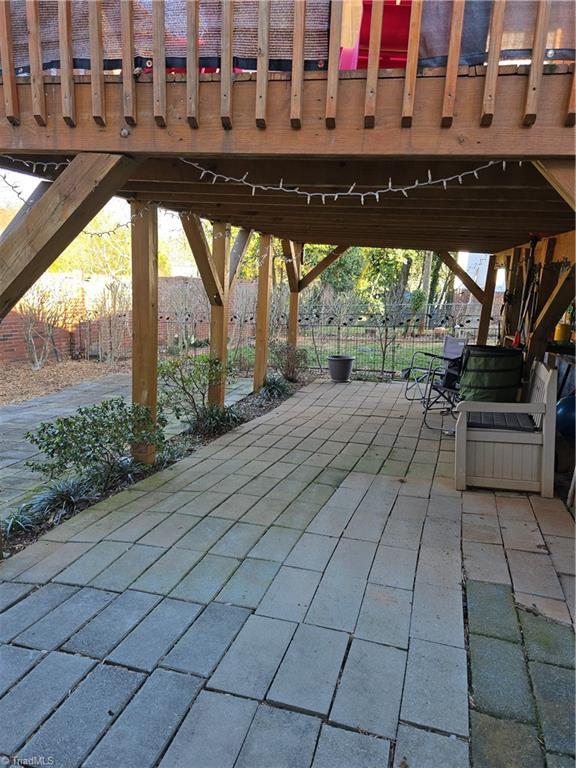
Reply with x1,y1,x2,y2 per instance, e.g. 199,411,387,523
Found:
186,0,200,128
401,0,423,127
500,247,522,341
290,0,306,129
0,0,19,124
229,228,253,288
299,245,348,291
523,0,551,126
282,240,301,293
25,0,46,126
121,0,136,125
253,234,272,390
364,0,384,129
152,0,166,127
441,0,465,128
527,262,575,363
0,154,138,320
58,0,75,126
481,0,506,126
437,250,485,304
255,0,270,129
477,253,497,345
131,202,158,465
220,0,234,129
325,0,343,129
567,70,575,127
88,0,105,126
532,159,575,211
287,244,302,348
180,214,224,306
208,223,230,405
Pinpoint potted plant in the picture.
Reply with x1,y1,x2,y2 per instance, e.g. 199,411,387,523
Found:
327,354,354,383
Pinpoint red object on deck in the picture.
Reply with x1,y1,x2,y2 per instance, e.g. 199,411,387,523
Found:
356,0,412,69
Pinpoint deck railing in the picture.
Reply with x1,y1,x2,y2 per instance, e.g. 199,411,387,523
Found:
0,0,573,131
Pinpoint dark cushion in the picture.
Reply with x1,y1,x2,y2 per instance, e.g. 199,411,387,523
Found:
467,411,537,432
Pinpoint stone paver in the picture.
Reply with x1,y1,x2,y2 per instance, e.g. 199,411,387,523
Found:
393,724,469,768
469,634,535,721
466,580,521,643
0,379,573,766
530,661,575,755
162,602,250,677
470,711,545,768
0,651,95,754
84,668,203,768
235,704,321,768
330,638,406,739
268,623,348,715
401,638,469,736
159,690,258,768
209,614,296,699
17,664,144,768
313,724,390,768
107,597,202,672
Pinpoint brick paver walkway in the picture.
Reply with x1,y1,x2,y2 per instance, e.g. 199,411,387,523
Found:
0,374,252,519
0,380,573,767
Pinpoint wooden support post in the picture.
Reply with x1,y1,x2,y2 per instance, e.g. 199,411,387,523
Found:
131,202,158,465
58,0,76,126
209,223,230,404
287,291,299,349
477,253,497,345
500,247,522,342
254,234,272,390
0,0,19,124
0,153,138,319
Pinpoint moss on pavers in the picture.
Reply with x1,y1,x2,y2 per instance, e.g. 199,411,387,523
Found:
470,712,545,768
546,754,576,768
520,611,575,669
530,662,575,756
466,581,521,643
469,634,535,722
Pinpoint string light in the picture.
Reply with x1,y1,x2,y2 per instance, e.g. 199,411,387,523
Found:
179,158,506,203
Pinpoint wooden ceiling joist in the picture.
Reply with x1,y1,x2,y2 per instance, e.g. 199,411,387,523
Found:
180,213,224,305
0,152,138,320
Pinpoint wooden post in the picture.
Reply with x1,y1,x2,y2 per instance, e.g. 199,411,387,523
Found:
131,202,159,465
477,253,497,345
288,291,299,349
209,222,230,404
253,234,272,390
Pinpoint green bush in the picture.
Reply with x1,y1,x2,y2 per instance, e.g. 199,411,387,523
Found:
189,403,244,437
269,341,309,383
25,398,166,490
2,476,98,538
259,374,291,401
158,353,227,422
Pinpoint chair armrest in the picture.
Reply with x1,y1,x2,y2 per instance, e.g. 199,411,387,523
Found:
456,401,546,414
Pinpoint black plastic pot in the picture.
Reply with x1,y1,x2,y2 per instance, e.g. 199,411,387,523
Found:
327,355,354,383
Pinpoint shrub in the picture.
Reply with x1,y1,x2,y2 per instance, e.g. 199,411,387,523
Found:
259,374,291,401
189,403,244,437
2,476,98,538
25,398,166,490
158,353,227,422
269,341,309,383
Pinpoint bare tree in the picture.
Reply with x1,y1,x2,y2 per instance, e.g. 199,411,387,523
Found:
162,278,210,354
17,286,70,370
93,278,131,364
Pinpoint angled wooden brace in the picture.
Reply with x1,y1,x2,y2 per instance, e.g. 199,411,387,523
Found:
437,250,485,304
0,153,139,319
179,214,224,305
229,228,253,288
298,245,348,291
282,240,301,293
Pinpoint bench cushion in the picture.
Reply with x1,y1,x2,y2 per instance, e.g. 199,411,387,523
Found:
467,411,537,432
